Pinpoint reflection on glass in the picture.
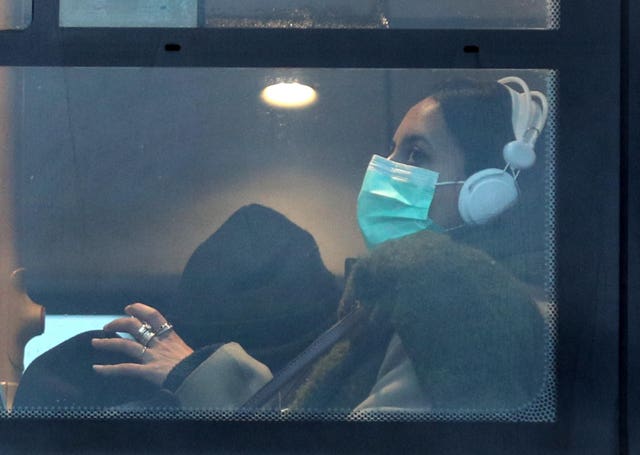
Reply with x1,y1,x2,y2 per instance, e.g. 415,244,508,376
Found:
55,0,558,29
0,68,556,420
203,0,557,29
260,82,318,109
386,0,556,29
0,0,32,30
204,0,388,28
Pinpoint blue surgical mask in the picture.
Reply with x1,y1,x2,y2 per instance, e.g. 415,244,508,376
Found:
357,154,462,249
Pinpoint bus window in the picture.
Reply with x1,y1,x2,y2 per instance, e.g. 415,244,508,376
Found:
59,0,198,28
57,0,558,30
0,0,31,30
203,0,557,29
1,67,556,421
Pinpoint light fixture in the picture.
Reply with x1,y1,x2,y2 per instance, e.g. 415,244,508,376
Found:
260,82,317,109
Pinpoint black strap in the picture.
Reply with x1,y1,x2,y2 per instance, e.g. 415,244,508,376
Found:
240,306,367,410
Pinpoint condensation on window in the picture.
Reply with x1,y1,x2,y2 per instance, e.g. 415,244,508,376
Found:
0,0,32,30
55,0,559,29
204,0,389,29
203,0,558,29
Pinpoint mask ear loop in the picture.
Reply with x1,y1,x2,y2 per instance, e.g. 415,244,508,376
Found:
444,223,466,233
435,180,465,186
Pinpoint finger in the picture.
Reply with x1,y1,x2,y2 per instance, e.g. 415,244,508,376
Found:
125,303,168,331
92,338,146,360
93,363,147,379
103,317,156,346
103,316,143,336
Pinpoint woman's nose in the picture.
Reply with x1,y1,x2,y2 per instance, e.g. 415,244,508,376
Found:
387,149,404,164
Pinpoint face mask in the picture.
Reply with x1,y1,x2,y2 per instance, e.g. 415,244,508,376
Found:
357,154,462,249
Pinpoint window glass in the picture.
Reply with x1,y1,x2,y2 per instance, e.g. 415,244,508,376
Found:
203,0,388,28
384,0,557,29
0,67,556,421
57,0,559,29
59,0,198,28
203,0,558,29
0,0,32,30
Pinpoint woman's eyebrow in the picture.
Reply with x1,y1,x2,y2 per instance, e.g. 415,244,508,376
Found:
402,134,434,150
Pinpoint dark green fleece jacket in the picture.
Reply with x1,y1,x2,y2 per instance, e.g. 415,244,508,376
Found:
168,230,547,413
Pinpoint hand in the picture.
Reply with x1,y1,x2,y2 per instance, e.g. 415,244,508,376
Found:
92,303,194,386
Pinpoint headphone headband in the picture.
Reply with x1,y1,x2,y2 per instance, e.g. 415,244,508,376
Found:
457,77,548,225
498,76,549,152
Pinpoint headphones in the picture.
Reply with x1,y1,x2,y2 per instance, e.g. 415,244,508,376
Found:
457,76,549,225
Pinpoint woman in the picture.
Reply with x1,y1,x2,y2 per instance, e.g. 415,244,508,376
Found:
90,76,550,414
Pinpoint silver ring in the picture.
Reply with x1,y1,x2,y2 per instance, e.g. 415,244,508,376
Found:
155,323,174,338
141,345,148,357
137,323,156,347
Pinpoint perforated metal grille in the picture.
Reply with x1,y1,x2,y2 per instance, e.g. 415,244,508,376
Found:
547,0,560,29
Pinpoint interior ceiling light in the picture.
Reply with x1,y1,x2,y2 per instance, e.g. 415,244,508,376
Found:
260,82,317,109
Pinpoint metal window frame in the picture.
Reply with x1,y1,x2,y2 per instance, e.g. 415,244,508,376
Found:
0,0,630,454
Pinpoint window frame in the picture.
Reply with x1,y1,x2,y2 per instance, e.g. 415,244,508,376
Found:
0,0,629,453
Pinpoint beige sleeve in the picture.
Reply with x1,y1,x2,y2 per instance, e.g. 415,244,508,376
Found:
175,342,273,409
352,333,431,414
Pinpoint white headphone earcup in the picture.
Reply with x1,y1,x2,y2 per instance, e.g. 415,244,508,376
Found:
458,168,519,225
503,140,536,170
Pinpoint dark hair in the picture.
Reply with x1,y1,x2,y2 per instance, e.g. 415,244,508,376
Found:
431,79,546,286
430,79,513,177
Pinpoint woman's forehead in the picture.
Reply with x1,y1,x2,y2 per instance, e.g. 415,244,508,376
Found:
412,97,440,116
396,98,445,138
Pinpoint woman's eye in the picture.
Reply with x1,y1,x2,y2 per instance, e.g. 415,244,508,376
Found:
409,148,429,166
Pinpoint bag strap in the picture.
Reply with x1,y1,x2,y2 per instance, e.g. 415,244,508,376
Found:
240,306,367,410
